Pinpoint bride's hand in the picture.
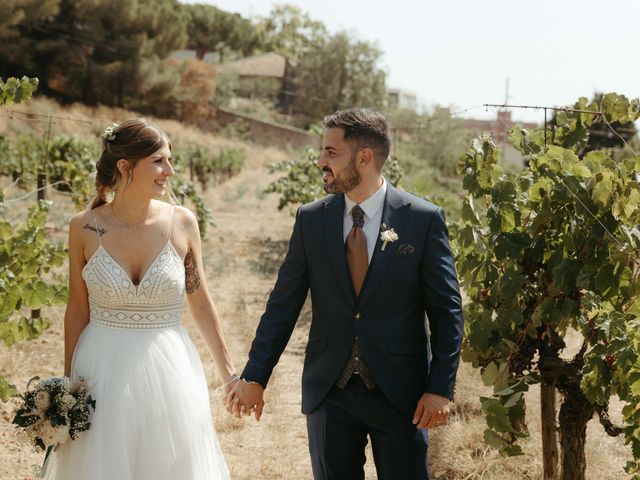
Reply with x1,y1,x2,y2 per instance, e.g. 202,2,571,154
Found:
225,379,265,421
221,373,240,398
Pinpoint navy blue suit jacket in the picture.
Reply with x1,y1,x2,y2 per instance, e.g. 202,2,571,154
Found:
242,184,464,417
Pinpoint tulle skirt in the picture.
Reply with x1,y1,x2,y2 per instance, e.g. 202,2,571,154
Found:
42,321,230,480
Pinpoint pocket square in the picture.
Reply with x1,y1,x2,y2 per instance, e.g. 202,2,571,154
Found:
396,243,415,256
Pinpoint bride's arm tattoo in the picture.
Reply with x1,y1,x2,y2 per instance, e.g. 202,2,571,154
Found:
184,249,201,294
83,224,107,236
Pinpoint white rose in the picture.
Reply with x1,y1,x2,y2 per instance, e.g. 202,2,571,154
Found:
61,394,77,410
34,391,50,412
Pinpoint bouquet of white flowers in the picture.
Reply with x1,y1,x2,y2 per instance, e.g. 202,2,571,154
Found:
12,376,95,452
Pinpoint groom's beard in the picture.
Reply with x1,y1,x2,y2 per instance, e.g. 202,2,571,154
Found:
322,153,361,194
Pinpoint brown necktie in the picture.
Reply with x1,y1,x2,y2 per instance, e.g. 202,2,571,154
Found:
345,204,368,298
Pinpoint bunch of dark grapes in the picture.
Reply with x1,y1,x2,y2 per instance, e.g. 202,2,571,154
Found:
508,334,538,376
604,353,617,370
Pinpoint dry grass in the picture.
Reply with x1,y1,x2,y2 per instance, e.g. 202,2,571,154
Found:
0,99,633,479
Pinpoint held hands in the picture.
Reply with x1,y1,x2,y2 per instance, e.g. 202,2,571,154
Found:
223,378,449,427
222,374,240,398
412,392,450,429
224,379,265,421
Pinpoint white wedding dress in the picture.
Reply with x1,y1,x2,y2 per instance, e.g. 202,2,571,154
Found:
43,207,230,480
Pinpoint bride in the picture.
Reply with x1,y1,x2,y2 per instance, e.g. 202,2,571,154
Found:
43,119,236,479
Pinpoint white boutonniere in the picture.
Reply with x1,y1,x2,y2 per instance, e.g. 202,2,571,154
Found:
379,223,398,251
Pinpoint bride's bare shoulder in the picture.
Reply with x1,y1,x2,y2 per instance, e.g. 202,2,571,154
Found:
68,206,105,237
69,209,91,229
173,205,198,229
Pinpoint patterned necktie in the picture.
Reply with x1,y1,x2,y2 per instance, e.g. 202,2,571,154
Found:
345,204,368,297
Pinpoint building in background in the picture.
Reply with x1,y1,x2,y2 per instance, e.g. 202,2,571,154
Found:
388,88,418,112
216,52,291,99
172,51,294,111
464,111,539,168
463,110,537,144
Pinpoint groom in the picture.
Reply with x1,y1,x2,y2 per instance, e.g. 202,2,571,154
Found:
227,109,464,479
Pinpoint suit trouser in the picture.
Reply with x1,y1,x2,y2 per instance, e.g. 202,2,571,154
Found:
306,376,429,480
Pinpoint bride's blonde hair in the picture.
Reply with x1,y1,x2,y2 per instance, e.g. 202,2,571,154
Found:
90,118,175,209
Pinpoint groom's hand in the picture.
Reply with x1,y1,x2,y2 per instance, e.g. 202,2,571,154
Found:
225,380,265,421
412,392,450,429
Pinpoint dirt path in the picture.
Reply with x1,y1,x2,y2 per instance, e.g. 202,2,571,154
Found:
193,145,325,479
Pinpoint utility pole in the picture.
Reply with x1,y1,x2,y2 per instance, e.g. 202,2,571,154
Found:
504,77,510,106
500,77,510,158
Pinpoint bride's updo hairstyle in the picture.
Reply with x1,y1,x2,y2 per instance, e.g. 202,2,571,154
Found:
90,118,172,209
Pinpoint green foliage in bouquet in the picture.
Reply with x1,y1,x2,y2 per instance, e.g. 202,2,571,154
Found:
265,145,404,211
451,93,640,477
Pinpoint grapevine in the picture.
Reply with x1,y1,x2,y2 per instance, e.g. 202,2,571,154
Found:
452,93,640,478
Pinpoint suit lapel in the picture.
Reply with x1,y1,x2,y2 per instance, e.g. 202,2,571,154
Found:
323,194,356,306
358,184,410,307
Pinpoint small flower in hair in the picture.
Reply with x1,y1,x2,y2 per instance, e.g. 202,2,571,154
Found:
101,123,119,142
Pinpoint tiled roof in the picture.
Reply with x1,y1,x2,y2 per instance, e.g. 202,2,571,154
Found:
217,52,288,78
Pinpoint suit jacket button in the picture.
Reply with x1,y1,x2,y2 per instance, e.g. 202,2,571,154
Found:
354,313,361,320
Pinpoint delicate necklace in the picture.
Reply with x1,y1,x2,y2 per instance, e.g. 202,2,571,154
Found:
110,204,146,229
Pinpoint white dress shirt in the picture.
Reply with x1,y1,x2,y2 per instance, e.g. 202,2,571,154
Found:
343,177,387,264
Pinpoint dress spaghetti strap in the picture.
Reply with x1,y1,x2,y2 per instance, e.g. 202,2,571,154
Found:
90,208,102,246
167,205,175,240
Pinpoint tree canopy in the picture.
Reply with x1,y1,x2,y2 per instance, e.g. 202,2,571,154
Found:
183,3,260,62
253,5,386,122
0,0,187,107
293,31,386,120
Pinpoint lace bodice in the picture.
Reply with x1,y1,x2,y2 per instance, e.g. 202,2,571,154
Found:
82,206,185,330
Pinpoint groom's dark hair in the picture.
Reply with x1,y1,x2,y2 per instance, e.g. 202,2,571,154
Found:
323,109,391,170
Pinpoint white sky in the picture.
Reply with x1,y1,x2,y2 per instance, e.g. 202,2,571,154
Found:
191,0,640,123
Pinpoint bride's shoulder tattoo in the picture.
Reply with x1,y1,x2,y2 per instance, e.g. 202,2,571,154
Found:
184,249,200,294
83,224,107,236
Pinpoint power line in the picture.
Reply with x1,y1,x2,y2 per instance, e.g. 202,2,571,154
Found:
484,103,638,156
483,103,604,116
